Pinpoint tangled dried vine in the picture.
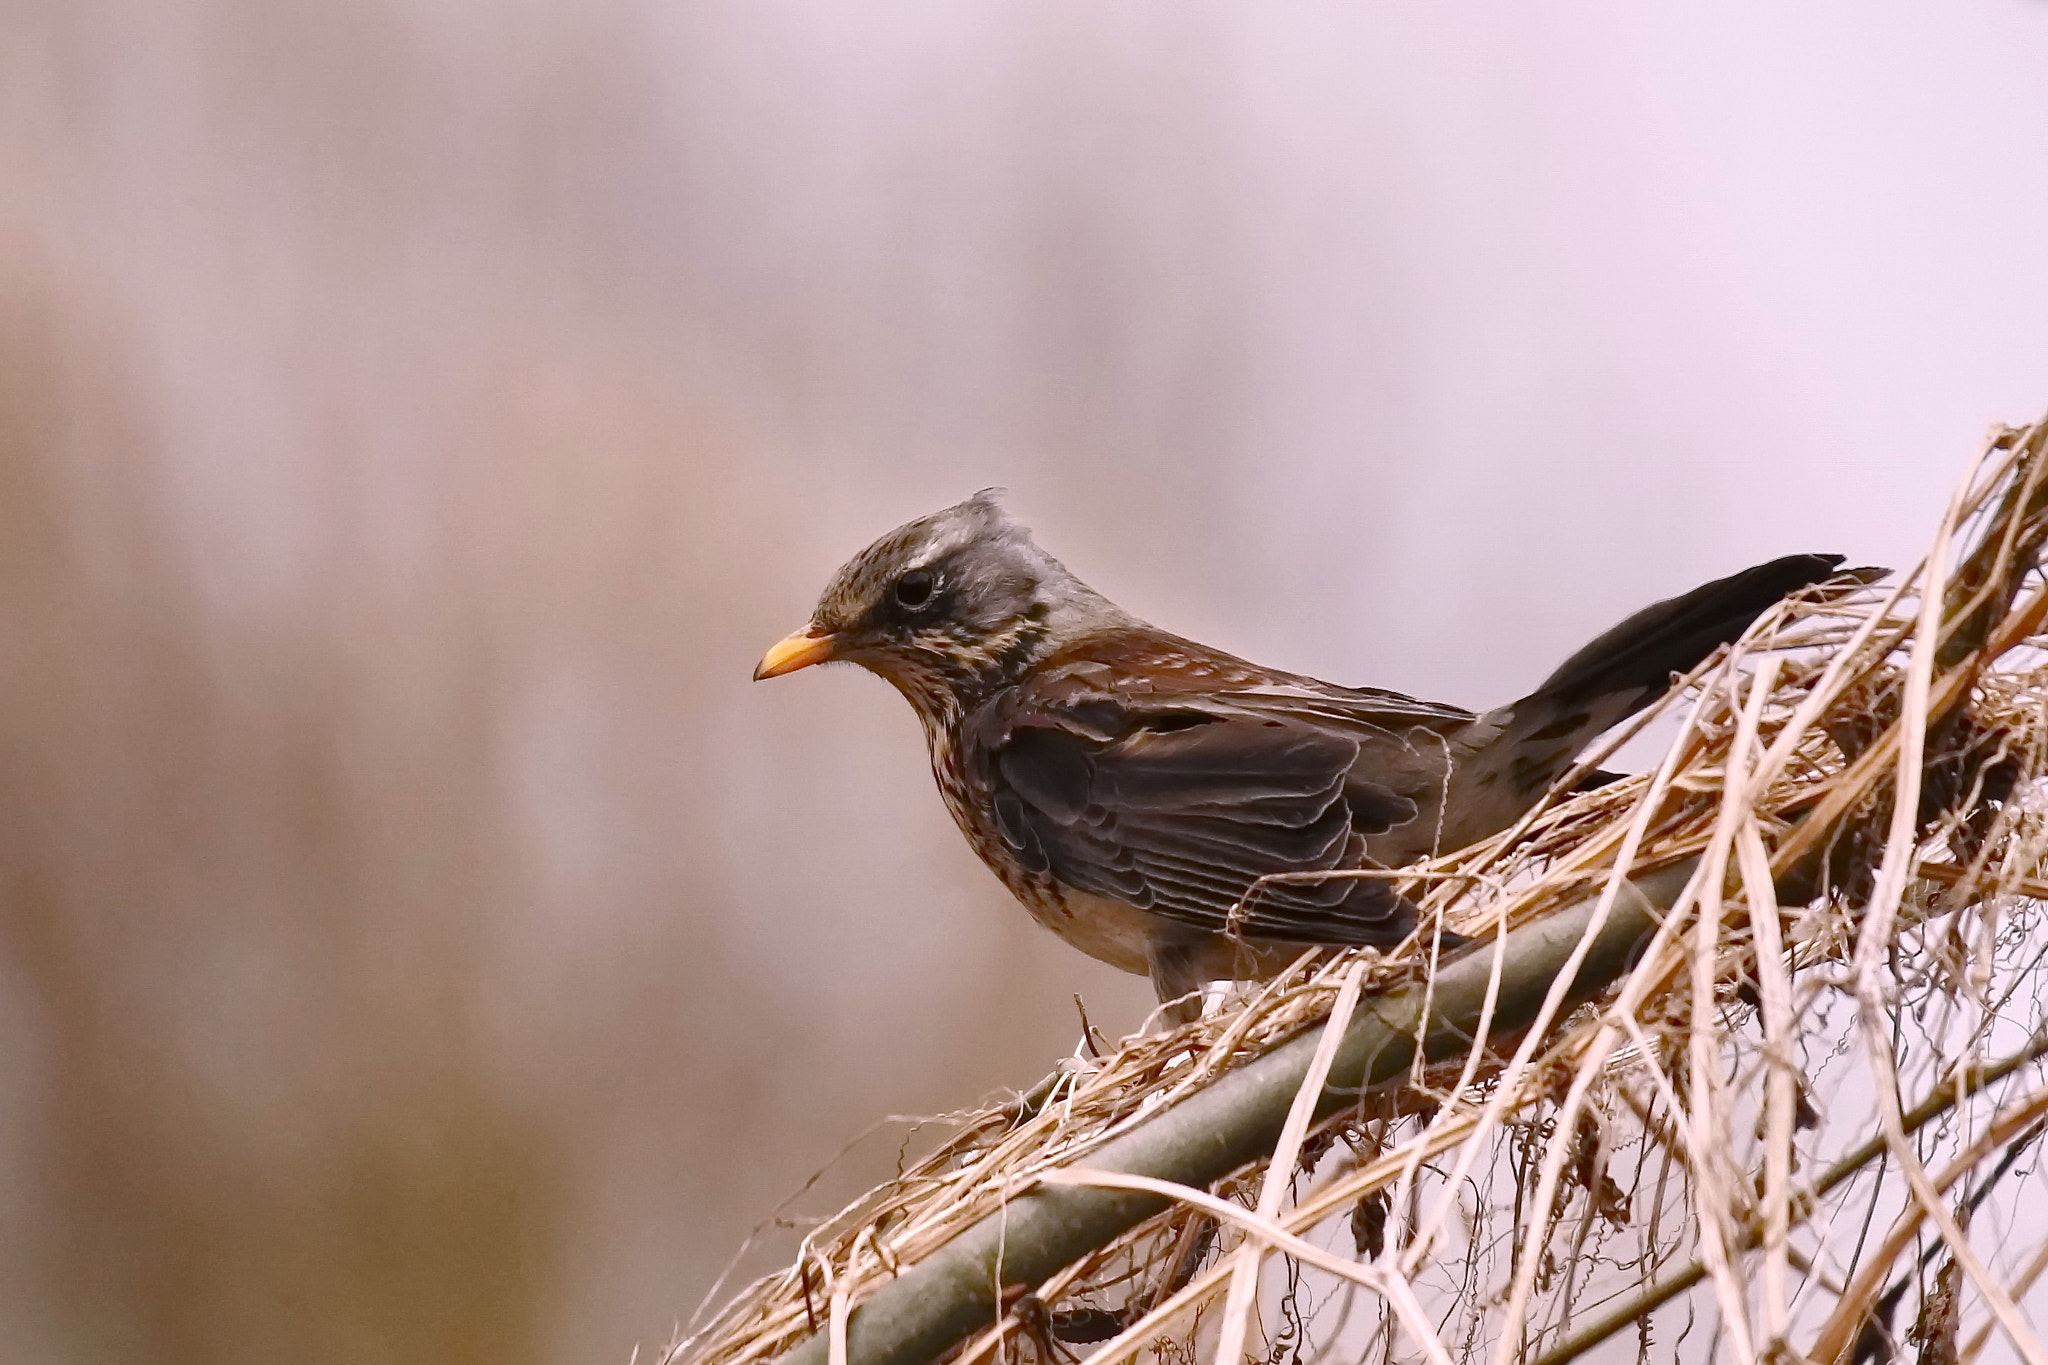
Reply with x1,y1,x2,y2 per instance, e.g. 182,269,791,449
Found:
682,417,2048,1365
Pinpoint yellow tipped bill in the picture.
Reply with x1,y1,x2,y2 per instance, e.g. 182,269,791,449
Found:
754,625,837,679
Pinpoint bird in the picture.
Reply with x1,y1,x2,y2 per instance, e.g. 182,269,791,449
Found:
755,490,1844,1010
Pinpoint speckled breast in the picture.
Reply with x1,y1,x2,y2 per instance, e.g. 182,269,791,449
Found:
926,725,1156,978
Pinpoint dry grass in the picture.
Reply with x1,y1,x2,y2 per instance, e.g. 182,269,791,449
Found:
680,416,2048,1365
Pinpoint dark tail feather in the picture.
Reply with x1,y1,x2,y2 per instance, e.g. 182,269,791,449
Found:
1439,553,1859,855
1532,553,1847,717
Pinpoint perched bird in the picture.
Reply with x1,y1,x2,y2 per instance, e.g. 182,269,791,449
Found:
756,491,1842,1009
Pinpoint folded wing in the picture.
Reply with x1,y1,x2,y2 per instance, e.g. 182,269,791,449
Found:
970,675,1443,948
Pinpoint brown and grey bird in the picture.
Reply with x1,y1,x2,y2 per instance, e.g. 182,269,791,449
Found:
755,491,1842,1009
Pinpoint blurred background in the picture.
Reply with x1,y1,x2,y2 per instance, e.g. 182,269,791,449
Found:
4,2,2048,1361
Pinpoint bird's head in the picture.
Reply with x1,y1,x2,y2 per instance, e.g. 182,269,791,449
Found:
754,490,1125,723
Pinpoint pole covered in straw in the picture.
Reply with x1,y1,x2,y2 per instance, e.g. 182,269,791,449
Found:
782,863,1693,1365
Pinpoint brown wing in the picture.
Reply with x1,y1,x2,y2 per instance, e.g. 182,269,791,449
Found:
966,650,1465,947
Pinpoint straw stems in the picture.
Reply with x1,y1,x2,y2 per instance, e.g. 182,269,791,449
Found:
688,414,2048,1365
777,864,1680,1365
1527,1024,2048,1365
1214,961,1367,1365
1809,477,2048,1365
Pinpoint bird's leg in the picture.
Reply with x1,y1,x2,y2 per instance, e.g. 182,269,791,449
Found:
1145,935,1209,1028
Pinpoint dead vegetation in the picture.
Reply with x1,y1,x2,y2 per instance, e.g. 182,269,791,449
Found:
681,416,2048,1365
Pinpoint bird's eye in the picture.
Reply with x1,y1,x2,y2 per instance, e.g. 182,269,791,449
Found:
894,569,936,608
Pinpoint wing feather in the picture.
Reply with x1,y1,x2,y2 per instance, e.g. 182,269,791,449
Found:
972,674,1436,947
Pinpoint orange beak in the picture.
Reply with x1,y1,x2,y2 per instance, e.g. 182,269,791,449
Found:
754,625,838,680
